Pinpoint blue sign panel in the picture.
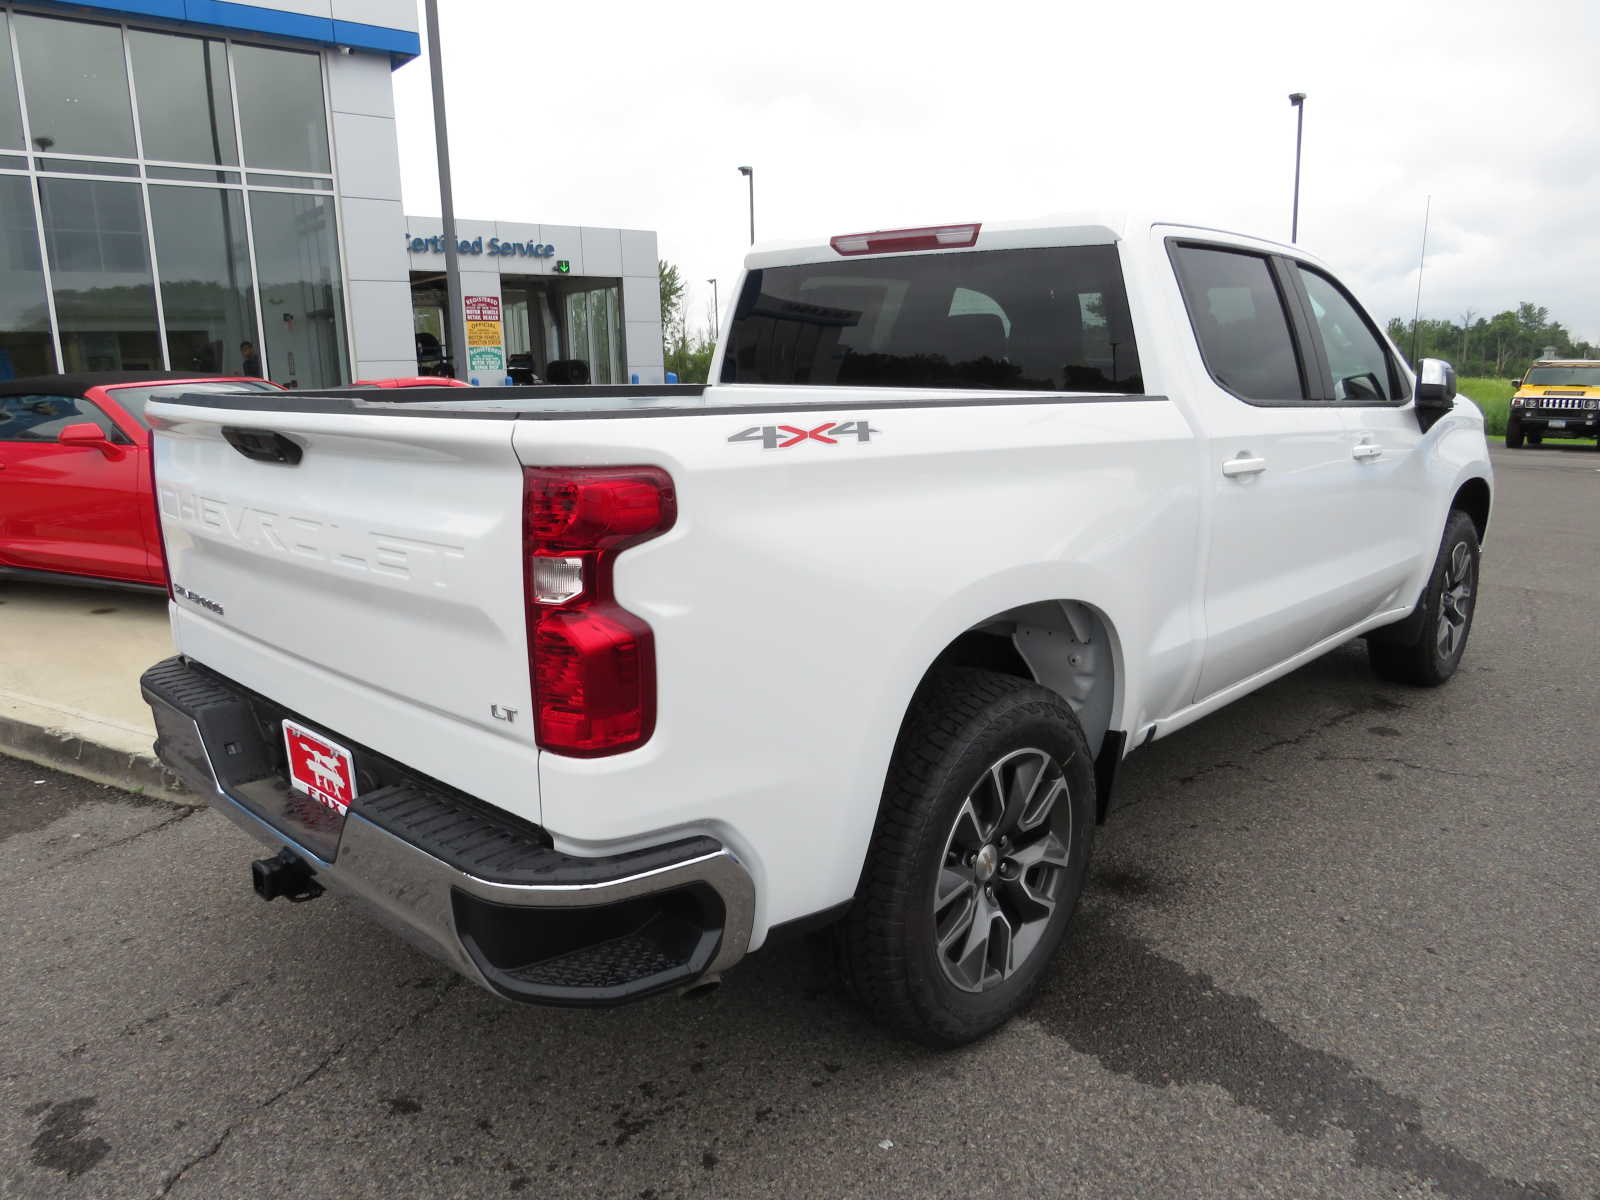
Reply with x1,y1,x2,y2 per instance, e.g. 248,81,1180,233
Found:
28,0,421,63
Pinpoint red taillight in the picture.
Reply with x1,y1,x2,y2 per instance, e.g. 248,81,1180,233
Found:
830,223,981,256
522,466,676,756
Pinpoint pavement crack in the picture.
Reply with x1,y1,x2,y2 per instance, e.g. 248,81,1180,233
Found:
260,1032,362,1111
2,806,204,894
257,977,460,1109
1032,907,1563,1199
156,1127,231,1197
49,806,199,868
1252,706,1364,755
360,977,462,1063
1177,760,1246,786
153,978,459,1194
1313,751,1519,783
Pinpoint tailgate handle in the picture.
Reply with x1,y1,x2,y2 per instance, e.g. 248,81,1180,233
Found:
222,427,302,465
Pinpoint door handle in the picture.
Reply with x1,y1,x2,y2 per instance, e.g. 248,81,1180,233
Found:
1221,454,1267,478
1352,442,1383,461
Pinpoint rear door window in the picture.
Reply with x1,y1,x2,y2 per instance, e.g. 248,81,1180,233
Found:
721,244,1143,393
1171,244,1307,403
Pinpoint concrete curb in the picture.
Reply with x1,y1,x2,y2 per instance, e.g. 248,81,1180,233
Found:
0,711,198,806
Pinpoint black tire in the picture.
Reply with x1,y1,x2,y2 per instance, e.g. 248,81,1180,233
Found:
1505,421,1524,449
1368,509,1480,687
1528,434,1543,446
836,668,1096,1047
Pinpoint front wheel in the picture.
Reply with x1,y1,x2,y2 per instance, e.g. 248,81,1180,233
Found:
1368,509,1480,686
1505,421,1524,449
837,668,1096,1047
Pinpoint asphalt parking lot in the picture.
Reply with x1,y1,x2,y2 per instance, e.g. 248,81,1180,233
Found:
1,444,1596,1200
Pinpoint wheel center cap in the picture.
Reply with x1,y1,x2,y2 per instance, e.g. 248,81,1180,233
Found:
974,844,999,884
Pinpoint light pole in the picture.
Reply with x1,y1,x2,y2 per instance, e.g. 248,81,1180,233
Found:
738,165,754,244
707,278,719,331
1289,92,1306,243
425,0,468,380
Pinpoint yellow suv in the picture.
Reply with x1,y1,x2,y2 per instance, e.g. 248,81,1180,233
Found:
1506,360,1600,448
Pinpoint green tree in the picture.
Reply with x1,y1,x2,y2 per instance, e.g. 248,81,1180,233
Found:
664,319,717,383
1387,301,1598,377
658,258,719,382
659,260,685,340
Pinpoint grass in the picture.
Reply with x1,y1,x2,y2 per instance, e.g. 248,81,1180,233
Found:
1457,377,1513,434
1457,375,1597,445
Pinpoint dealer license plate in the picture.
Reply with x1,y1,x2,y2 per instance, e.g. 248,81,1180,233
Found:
1548,419,1566,428
282,719,359,816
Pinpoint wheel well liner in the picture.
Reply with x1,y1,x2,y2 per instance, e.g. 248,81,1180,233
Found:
1453,476,1491,542
923,601,1123,820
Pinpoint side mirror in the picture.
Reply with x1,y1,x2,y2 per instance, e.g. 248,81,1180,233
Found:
1510,378,1521,388
57,422,117,456
1414,358,1457,432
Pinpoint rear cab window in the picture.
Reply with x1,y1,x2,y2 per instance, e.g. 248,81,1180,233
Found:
720,245,1143,393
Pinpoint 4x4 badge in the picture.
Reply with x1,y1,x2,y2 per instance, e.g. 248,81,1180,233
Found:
728,420,879,449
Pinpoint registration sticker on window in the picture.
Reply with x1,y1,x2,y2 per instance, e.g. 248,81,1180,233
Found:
282,719,358,816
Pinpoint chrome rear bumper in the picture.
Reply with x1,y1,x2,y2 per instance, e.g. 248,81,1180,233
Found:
142,657,755,1005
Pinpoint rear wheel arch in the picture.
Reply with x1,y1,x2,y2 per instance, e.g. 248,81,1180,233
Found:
924,600,1122,762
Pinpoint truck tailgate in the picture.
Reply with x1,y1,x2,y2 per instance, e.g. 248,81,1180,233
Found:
148,401,540,819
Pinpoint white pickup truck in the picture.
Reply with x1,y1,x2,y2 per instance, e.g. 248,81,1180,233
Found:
139,215,1492,1046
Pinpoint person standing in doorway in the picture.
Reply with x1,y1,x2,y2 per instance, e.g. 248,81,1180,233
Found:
240,341,263,378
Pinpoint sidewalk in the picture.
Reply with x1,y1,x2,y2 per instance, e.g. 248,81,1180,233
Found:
0,580,192,801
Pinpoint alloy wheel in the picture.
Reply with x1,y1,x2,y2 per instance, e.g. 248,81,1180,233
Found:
1437,540,1475,660
933,747,1074,993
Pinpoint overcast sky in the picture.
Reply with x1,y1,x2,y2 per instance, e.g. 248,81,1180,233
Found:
393,0,1600,347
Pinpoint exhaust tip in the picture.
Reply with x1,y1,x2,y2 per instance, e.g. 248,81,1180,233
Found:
251,848,323,903
677,974,721,1000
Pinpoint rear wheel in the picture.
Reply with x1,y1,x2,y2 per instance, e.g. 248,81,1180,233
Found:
837,668,1095,1047
1368,509,1479,687
1528,433,1543,445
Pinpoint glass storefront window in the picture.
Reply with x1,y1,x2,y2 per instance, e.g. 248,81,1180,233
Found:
411,278,449,372
0,12,23,150
232,45,330,174
130,30,238,166
566,290,589,371
38,178,161,370
0,174,54,377
13,14,136,158
558,284,622,383
248,190,347,387
149,185,257,374
588,289,611,384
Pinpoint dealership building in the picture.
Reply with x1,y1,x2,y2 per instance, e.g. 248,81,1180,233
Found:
0,0,665,387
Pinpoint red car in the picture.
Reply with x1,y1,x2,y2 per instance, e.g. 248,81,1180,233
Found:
0,372,281,592
349,375,472,388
